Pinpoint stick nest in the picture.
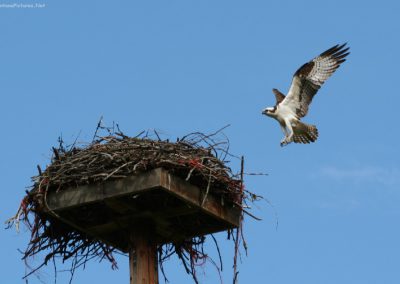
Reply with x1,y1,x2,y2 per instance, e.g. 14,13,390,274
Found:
7,124,259,283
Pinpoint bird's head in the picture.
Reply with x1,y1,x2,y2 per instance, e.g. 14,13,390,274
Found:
262,106,276,117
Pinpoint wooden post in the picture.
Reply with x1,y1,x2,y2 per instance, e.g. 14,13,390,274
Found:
129,232,158,284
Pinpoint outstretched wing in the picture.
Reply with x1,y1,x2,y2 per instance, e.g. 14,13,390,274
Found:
281,43,350,118
272,88,286,104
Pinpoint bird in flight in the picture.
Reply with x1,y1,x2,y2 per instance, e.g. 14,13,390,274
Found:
262,43,350,146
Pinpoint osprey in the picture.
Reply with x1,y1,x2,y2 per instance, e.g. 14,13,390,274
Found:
262,43,350,146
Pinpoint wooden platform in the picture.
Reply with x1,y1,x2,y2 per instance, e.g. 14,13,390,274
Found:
45,168,241,252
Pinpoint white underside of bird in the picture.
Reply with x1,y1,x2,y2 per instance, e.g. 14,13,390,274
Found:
263,103,318,146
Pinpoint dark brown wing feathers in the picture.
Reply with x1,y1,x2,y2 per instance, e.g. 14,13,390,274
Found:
272,88,286,104
295,61,315,78
283,43,350,118
295,43,350,78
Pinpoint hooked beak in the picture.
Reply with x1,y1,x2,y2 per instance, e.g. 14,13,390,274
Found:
262,109,268,115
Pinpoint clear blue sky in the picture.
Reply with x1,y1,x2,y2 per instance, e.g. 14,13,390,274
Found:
2,1,400,283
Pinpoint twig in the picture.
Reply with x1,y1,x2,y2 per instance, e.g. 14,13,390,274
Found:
201,169,212,207
242,209,262,221
211,234,223,272
233,156,244,284
92,115,104,142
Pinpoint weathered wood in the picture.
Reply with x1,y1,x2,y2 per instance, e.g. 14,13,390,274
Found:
159,169,240,226
129,232,158,284
46,169,162,211
44,168,241,252
104,198,133,214
86,205,197,236
46,168,241,227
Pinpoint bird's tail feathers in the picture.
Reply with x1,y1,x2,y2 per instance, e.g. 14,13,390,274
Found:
293,122,319,144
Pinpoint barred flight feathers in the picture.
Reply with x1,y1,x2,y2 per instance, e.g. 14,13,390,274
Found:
282,43,350,118
292,122,319,144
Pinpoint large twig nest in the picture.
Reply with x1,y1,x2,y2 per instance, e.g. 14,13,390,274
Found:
40,134,242,205
7,125,260,283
